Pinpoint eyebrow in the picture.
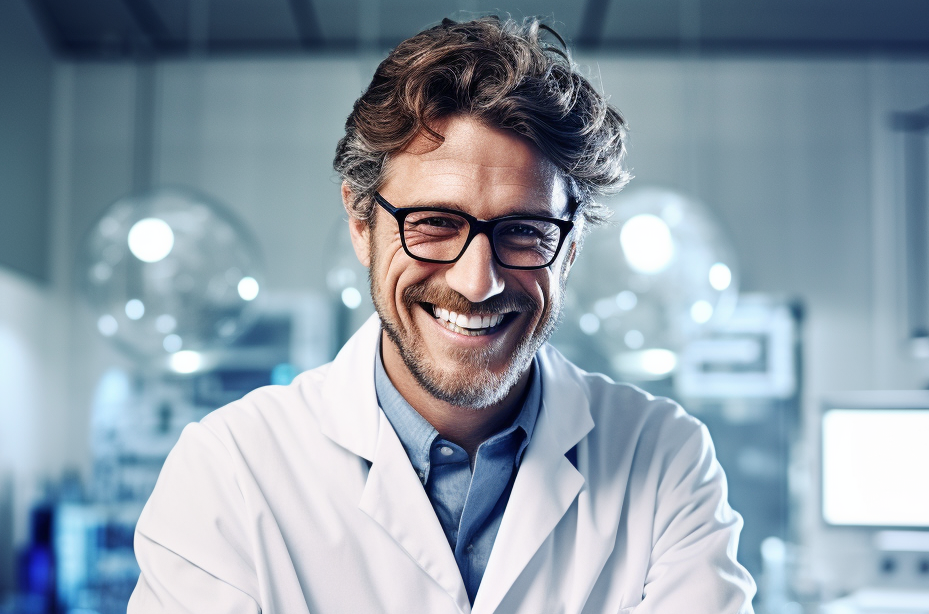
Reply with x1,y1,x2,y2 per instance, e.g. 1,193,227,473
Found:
402,199,559,219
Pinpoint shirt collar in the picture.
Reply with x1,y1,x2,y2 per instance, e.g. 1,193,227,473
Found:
374,334,542,479
510,357,540,465
374,343,438,477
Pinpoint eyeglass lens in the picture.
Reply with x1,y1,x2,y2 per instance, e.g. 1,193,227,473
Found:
402,210,563,268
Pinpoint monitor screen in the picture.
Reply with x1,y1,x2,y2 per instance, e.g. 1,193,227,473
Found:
822,406,929,528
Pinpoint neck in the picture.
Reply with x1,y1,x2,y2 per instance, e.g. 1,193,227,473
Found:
380,331,531,458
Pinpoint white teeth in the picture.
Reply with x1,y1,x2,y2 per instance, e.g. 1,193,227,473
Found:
430,304,507,333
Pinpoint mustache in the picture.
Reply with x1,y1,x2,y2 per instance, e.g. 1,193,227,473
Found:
402,281,538,315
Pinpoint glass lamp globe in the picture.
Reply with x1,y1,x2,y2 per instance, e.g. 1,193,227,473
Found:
552,187,740,381
78,187,264,359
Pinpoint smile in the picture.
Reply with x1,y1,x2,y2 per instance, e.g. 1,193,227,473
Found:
427,304,509,337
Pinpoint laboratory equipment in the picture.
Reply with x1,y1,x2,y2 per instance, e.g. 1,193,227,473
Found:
552,186,739,382
817,391,929,614
821,396,929,530
77,187,265,359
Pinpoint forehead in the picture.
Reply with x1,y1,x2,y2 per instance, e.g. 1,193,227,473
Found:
381,116,567,218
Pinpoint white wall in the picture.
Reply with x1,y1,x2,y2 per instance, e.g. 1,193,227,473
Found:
0,268,68,549
36,51,929,596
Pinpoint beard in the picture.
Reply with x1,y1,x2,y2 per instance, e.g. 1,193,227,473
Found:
369,251,568,410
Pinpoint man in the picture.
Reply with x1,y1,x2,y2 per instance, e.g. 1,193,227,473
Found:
129,17,755,614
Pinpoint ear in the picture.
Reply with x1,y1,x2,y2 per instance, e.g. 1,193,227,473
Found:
342,182,371,268
567,240,578,268
560,240,578,282
563,216,584,276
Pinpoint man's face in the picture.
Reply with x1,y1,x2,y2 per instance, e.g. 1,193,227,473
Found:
347,115,576,409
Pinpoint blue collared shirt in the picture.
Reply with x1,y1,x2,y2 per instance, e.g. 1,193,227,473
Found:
374,344,541,604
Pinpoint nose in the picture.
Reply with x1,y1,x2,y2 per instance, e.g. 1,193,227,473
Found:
444,232,505,303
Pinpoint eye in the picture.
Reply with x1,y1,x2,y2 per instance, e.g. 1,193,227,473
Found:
404,211,467,238
504,224,544,238
416,216,460,229
496,220,559,247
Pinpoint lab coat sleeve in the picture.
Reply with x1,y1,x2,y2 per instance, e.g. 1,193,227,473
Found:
636,421,756,614
128,423,262,614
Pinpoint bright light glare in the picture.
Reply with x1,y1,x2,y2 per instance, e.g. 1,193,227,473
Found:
624,329,644,349
238,277,259,301
612,348,678,379
128,217,174,263
169,350,202,374
125,299,145,320
341,287,362,309
641,348,677,376
97,315,118,337
690,300,714,324
709,263,732,291
761,537,786,562
620,214,674,274
579,313,600,335
163,334,182,353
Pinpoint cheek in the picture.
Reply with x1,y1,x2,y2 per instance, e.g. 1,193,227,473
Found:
376,240,433,316
511,271,551,314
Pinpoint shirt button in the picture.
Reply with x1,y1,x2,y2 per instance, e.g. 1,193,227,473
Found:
439,446,454,456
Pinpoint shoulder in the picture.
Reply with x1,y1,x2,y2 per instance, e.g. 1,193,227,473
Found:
194,360,335,462
540,343,703,434
539,343,709,468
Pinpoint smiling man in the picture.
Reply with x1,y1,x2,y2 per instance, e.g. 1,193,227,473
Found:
129,17,756,614
357,116,570,452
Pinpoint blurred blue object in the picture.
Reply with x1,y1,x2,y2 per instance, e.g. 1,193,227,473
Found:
17,506,55,614
54,503,140,614
271,362,297,386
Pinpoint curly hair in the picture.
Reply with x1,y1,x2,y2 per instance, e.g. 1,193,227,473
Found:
333,16,630,227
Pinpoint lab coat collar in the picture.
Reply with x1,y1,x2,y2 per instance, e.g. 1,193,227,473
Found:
315,314,596,613
315,314,382,462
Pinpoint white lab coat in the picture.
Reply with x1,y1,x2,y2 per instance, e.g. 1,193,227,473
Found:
129,315,755,613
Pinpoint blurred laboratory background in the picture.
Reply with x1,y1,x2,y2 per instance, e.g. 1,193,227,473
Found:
1,0,929,612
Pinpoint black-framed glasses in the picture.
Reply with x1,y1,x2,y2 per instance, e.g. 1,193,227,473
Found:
374,192,575,270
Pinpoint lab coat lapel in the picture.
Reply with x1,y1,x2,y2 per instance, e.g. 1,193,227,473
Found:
359,411,471,613
472,345,594,614
315,314,382,462
317,315,470,612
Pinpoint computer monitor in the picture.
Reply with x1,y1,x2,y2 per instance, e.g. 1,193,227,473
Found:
821,392,929,528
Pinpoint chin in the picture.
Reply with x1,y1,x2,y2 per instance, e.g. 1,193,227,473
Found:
412,352,529,410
